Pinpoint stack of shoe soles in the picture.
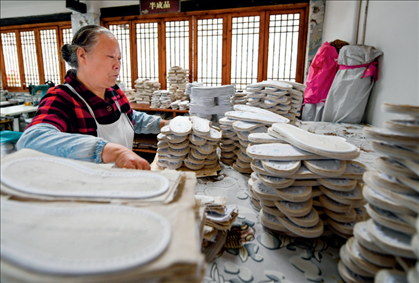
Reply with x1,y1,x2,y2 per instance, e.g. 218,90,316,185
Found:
134,78,161,104
167,66,190,102
218,104,290,173
189,85,235,121
157,115,221,171
196,195,239,262
337,103,419,283
246,123,367,238
0,149,205,282
243,80,306,124
231,91,248,105
124,88,136,102
158,90,173,109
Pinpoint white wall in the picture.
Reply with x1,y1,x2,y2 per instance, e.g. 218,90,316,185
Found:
363,1,419,127
322,1,360,45
0,1,138,19
1,1,68,18
322,0,419,127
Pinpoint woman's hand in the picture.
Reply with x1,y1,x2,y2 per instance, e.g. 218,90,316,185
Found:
102,142,150,170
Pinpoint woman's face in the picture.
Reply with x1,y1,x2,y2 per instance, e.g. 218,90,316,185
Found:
81,34,121,89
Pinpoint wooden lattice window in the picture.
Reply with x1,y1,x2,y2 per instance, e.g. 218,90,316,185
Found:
1,32,21,87
230,16,260,90
136,22,159,81
99,3,308,89
109,24,132,86
62,28,73,73
20,30,40,86
40,29,60,84
165,20,189,74
197,18,223,86
267,13,301,82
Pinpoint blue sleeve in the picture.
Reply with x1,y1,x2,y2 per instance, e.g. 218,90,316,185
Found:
132,110,161,134
16,124,108,163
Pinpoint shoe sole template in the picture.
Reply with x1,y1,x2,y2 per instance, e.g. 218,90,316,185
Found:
381,103,419,117
366,219,416,259
363,171,419,214
365,204,416,235
1,157,169,198
384,119,419,135
271,123,360,160
226,111,289,124
303,159,346,177
374,157,417,179
363,127,419,146
372,141,419,161
0,199,171,275
247,143,325,160
169,116,192,136
191,116,210,135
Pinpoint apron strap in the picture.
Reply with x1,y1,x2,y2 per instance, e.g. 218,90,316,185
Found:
113,99,134,131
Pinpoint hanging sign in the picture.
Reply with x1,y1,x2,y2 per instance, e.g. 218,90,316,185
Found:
140,0,180,15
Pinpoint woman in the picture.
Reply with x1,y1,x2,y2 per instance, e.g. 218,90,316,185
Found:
17,25,167,170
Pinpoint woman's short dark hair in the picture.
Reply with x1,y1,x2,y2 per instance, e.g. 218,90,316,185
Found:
61,25,114,69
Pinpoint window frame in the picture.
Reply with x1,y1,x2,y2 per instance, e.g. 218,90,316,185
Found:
0,21,71,91
0,4,308,91
102,3,308,89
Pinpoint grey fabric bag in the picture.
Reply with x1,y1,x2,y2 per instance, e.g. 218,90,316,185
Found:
322,45,383,123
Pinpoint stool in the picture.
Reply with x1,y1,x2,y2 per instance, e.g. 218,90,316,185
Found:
0,118,13,131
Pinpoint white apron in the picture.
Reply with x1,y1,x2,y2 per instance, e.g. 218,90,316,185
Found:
64,84,134,150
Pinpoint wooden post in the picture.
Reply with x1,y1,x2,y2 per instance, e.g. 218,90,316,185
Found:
158,19,167,90
130,21,138,89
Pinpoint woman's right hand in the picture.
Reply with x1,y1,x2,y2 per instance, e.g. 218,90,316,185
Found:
102,142,150,170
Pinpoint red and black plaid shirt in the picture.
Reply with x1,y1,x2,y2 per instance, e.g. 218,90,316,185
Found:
27,70,134,137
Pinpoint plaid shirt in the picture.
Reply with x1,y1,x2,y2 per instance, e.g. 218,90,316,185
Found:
27,70,134,137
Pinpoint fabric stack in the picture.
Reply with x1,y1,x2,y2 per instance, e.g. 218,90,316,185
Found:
185,82,203,97
0,149,205,282
134,78,161,104
189,85,235,122
218,105,289,174
337,103,419,282
158,90,172,109
150,90,161,108
196,195,239,262
178,100,190,110
170,100,190,110
231,91,247,105
245,123,367,238
243,80,305,124
124,88,136,102
167,66,189,102
157,116,221,171
170,100,181,110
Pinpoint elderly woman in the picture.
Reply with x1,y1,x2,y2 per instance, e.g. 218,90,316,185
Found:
17,25,167,170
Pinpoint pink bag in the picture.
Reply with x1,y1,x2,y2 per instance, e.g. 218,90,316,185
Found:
304,42,339,104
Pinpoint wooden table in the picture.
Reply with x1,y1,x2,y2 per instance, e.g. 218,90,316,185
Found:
130,102,188,117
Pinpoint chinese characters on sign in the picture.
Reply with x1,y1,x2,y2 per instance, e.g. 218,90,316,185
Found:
140,0,180,15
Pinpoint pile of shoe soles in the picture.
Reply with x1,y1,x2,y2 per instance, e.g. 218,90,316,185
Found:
242,80,305,124
157,116,221,171
338,103,419,283
219,104,289,173
245,122,367,239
